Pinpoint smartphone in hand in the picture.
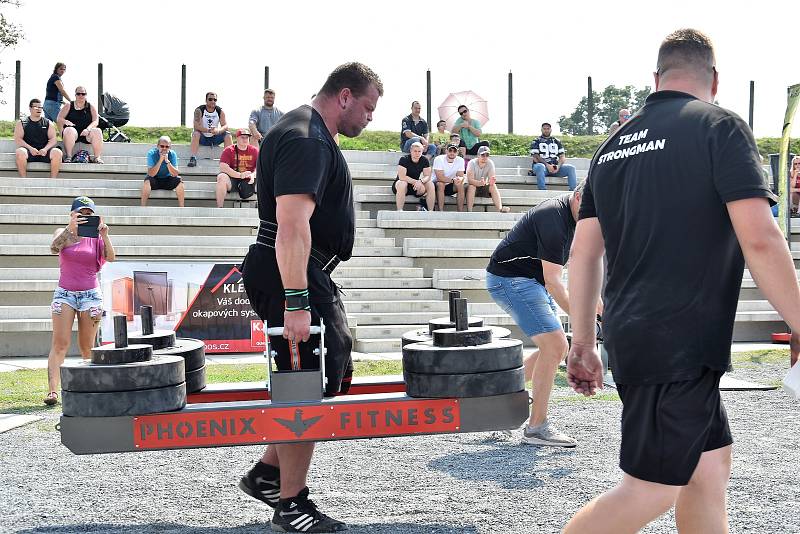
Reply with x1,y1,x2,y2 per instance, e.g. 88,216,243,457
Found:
77,215,100,238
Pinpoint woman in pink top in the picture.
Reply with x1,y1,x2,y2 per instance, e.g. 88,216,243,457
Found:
44,196,116,405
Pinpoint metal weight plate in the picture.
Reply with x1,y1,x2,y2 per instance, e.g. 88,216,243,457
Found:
403,338,523,374
433,326,493,347
154,338,206,372
185,365,207,393
127,330,177,350
61,355,185,393
91,344,153,365
61,383,187,417
404,366,525,398
402,326,511,347
428,316,483,335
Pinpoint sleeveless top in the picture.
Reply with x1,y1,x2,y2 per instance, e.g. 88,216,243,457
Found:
22,116,50,149
197,105,221,137
64,102,93,133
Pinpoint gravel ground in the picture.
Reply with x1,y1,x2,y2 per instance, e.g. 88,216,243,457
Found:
1,361,798,534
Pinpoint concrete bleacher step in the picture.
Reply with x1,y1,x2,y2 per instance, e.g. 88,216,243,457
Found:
335,277,431,289
338,288,441,301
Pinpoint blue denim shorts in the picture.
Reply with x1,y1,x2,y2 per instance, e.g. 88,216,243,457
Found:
485,271,563,337
51,286,104,317
198,132,229,146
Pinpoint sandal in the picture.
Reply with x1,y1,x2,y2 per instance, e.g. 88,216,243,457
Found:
43,391,58,406
500,206,511,213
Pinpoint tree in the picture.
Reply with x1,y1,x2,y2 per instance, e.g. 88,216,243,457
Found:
559,84,651,135
0,0,24,106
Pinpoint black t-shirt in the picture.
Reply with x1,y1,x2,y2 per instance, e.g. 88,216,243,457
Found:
249,105,355,304
579,90,777,385
396,154,430,181
400,114,429,146
487,193,575,285
530,136,565,165
22,116,50,149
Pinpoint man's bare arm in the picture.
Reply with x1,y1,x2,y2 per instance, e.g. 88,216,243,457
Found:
567,218,606,343
542,260,569,315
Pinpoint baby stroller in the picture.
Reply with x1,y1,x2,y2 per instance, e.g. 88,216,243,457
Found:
98,92,130,142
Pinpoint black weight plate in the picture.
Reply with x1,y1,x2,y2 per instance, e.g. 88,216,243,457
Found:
61,383,187,417
403,338,523,374
428,316,483,335
404,366,525,398
433,326,493,348
186,366,207,393
402,326,511,347
61,355,185,393
91,344,153,365
154,338,206,372
127,330,176,350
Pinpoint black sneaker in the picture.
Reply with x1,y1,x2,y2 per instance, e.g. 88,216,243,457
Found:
188,156,197,167
238,462,281,508
271,487,347,532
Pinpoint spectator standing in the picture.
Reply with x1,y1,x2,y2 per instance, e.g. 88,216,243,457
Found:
529,122,577,190
466,146,510,212
608,108,632,135
57,86,105,163
432,144,466,211
400,101,436,158
44,196,116,406
14,98,63,178
188,92,232,167
249,88,284,146
217,129,258,207
393,142,435,211
142,136,184,207
430,120,450,154
452,105,490,155
44,63,71,121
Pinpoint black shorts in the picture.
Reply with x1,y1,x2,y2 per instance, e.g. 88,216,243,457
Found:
26,147,56,163
63,126,91,144
465,141,490,155
391,179,425,197
473,184,492,198
438,182,457,196
145,175,182,191
241,249,353,397
617,368,733,486
225,175,256,199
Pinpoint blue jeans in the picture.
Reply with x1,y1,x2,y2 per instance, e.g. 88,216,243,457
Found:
43,99,62,122
402,137,437,157
485,271,563,337
532,162,577,191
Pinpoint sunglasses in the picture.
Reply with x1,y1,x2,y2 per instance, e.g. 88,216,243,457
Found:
459,109,468,115
75,92,87,96
158,144,170,148
207,98,217,101
30,105,43,109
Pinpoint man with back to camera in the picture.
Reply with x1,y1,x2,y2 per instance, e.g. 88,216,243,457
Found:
238,62,382,533
564,28,800,533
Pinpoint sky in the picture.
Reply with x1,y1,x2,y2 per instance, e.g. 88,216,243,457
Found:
0,0,797,138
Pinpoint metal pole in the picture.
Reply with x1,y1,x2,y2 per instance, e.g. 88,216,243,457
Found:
264,66,269,91
587,76,594,134
426,69,432,128
14,60,20,121
97,63,104,114
180,64,186,127
749,80,755,130
508,71,513,134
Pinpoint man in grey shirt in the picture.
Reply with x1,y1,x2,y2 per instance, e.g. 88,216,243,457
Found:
248,88,284,145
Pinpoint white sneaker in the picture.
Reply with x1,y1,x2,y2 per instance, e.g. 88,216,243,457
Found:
522,421,576,448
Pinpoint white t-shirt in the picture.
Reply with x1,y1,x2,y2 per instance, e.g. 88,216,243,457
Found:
432,154,465,183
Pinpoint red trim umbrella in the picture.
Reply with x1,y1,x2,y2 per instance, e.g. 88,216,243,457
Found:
438,91,489,132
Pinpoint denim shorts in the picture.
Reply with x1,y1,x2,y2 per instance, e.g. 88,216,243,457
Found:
198,132,229,146
51,286,104,317
485,271,563,337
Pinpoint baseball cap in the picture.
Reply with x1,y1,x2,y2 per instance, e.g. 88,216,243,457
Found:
71,196,96,213
477,146,490,155
236,128,251,137
446,143,459,151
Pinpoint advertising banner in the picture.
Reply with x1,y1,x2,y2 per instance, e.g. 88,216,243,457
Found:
99,262,265,353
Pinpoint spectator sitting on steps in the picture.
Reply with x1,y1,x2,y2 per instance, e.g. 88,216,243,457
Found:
142,136,184,207
188,91,232,167
57,86,104,163
430,120,450,154
452,105,490,155
433,143,466,211
249,88,284,146
529,122,577,191
393,141,435,211
15,98,63,178
217,129,258,208
400,101,437,158
466,146,510,212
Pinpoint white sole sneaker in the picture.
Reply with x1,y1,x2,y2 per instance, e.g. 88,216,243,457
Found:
521,434,577,448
